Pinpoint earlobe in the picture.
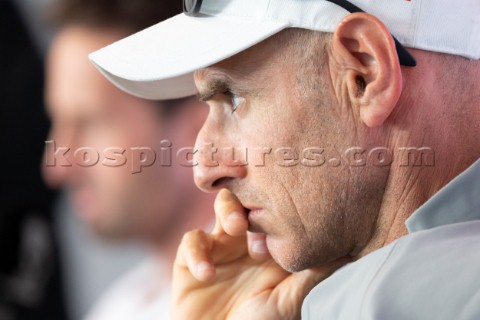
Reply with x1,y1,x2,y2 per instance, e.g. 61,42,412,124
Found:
331,13,403,128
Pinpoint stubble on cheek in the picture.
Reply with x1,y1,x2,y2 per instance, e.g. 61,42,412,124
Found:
265,170,358,272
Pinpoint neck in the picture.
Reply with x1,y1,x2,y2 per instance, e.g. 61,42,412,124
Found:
146,192,215,277
358,54,480,257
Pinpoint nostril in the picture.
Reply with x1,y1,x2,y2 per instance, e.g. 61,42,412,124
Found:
212,177,234,189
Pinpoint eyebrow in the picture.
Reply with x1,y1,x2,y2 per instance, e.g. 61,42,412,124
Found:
196,69,236,102
195,66,264,102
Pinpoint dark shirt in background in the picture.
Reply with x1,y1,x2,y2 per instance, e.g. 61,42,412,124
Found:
0,0,69,319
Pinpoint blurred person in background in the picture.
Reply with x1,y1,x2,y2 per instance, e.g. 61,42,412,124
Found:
89,0,480,319
42,0,214,319
0,0,68,319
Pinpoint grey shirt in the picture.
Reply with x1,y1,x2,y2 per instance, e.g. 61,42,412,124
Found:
302,160,480,319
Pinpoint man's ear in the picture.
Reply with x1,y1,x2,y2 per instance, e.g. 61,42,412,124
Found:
331,12,403,128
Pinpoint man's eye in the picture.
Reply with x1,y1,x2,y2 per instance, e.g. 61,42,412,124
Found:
230,93,245,113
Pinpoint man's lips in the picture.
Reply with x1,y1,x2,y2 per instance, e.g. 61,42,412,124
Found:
247,208,263,218
245,207,266,233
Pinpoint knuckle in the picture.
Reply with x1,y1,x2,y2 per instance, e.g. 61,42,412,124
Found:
182,229,204,244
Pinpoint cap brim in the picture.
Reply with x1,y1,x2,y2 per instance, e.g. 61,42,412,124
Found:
89,13,288,100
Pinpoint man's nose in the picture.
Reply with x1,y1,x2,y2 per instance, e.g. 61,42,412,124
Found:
193,136,247,193
42,162,72,189
41,128,78,189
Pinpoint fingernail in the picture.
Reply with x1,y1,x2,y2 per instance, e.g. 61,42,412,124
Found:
197,261,213,277
227,211,244,222
251,240,269,254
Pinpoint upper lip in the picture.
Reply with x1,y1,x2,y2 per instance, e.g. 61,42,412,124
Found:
232,193,262,215
246,207,262,212
242,206,263,217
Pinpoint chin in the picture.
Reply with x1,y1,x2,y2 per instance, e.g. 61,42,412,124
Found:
267,236,313,272
269,234,341,273
91,222,132,240
84,212,131,240
274,255,313,273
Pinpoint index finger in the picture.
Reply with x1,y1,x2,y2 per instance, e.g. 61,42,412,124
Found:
213,189,249,236
174,229,215,282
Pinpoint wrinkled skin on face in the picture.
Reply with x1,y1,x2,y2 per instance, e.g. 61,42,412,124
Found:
193,31,389,272
173,14,480,319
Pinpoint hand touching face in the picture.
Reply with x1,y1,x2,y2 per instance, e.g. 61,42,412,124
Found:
172,189,349,320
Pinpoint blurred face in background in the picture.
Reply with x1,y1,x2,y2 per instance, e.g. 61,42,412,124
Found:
44,25,207,241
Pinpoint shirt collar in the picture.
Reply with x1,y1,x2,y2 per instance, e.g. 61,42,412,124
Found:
406,159,480,233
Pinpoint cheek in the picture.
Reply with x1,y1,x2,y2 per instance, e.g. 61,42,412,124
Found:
93,167,128,201
272,169,320,233
264,165,346,252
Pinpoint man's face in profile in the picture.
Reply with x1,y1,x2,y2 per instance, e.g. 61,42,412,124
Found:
193,30,389,272
43,25,192,240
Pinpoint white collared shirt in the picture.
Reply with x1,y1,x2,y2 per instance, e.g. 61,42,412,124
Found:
84,258,170,320
302,159,480,319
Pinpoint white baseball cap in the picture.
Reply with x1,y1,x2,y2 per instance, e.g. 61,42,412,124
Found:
89,0,480,100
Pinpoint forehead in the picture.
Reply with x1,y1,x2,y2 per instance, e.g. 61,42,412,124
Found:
194,32,291,90
46,26,130,118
